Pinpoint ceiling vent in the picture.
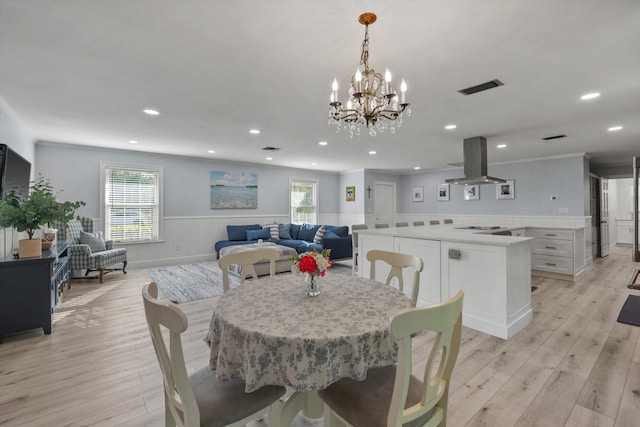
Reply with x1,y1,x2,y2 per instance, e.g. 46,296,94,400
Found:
261,146,281,151
458,79,504,96
541,134,567,141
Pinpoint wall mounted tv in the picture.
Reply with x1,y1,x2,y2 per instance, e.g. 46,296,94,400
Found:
0,144,32,200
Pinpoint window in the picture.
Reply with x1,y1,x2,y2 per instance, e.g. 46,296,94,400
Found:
101,163,162,242
290,178,317,224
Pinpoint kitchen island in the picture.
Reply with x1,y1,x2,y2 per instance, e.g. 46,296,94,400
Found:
358,225,534,339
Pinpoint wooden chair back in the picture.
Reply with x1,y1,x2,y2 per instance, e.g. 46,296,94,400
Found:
387,291,464,426
367,249,424,306
142,282,200,426
219,249,278,293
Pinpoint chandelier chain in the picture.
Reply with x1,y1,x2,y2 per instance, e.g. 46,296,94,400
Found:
360,25,369,71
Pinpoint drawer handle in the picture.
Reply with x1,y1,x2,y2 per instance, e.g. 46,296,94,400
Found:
544,246,557,250
545,262,557,266
545,233,557,237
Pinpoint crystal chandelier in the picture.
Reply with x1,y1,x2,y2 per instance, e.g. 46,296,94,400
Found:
329,12,411,137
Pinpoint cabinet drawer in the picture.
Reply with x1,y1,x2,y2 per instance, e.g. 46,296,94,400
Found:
533,239,573,257
528,229,573,240
532,254,572,274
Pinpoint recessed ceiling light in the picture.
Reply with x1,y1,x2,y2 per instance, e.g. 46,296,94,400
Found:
250,129,260,134
445,124,457,130
369,151,376,155
580,92,600,100
497,144,507,148
143,109,160,115
318,141,328,146
207,150,216,153
128,140,139,144
608,126,623,131
414,166,421,170
266,157,273,160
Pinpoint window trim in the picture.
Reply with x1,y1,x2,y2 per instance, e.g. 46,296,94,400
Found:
289,177,318,225
100,162,163,243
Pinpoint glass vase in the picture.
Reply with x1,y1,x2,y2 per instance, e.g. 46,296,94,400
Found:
305,273,321,297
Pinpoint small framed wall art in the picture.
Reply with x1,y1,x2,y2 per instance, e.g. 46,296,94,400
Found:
496,180,515,200
412,186,424,202
437,183,450,201
464,184,479,201
346,186,356,202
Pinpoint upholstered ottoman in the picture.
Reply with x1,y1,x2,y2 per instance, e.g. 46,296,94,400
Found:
219,242,296,277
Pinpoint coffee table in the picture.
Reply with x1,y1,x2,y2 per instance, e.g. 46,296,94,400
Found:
218,242,296,277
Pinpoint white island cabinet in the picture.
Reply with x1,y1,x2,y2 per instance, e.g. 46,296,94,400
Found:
359,227,533,340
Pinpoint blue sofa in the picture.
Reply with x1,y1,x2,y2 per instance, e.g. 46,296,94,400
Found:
214,223,352,260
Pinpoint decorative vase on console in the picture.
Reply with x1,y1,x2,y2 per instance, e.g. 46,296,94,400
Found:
292,249,332,297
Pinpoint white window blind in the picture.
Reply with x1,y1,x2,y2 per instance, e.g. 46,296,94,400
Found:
290,179,317,224
104,166,161,242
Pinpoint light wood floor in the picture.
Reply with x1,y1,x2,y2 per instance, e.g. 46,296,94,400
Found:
1,247,639,426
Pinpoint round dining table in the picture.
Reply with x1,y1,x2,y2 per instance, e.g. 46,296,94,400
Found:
205,271,412,423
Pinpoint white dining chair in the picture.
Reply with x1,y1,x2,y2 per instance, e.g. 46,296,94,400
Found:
219,249,278,293
367,250,424,307
318,291,464,427
351,224,368,275
141,282,286,427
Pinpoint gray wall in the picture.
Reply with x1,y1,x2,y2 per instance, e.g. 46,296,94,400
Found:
397,155,589,216
35,143,341,219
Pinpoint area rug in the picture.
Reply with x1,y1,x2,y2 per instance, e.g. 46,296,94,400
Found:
146,261,240,303
146,260,352,303
617,295,640,327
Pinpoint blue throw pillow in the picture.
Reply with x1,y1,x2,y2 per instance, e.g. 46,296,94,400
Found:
246,227,271,241
290,223,301,240
324,225,349,238
298,224,321,242
279,223,292,239
227,224,261,241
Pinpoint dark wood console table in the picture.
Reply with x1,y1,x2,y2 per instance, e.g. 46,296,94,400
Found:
0,240,69,342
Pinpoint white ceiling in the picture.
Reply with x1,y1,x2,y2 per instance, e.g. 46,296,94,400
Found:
1,0,639,174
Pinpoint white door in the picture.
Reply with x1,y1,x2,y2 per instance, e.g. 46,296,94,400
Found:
374,182,395,226
600,178,610,257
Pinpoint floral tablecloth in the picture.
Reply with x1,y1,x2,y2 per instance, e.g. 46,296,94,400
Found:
205,273,412,392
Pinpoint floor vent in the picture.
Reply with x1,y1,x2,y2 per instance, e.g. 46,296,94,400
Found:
458,79,504,96
541,134,567,141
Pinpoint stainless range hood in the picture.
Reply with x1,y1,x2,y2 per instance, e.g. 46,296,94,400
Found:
445,136,506,185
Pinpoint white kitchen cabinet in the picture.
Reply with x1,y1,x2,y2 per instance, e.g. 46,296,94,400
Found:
394,237,441,306
616,219,633,245
526,227,585,280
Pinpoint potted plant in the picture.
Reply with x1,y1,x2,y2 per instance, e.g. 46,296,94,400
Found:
0,175,84,258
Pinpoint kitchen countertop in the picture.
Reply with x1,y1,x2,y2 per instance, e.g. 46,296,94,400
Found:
359,225,534,246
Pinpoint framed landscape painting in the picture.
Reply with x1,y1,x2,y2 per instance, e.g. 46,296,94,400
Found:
210,171,258,209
